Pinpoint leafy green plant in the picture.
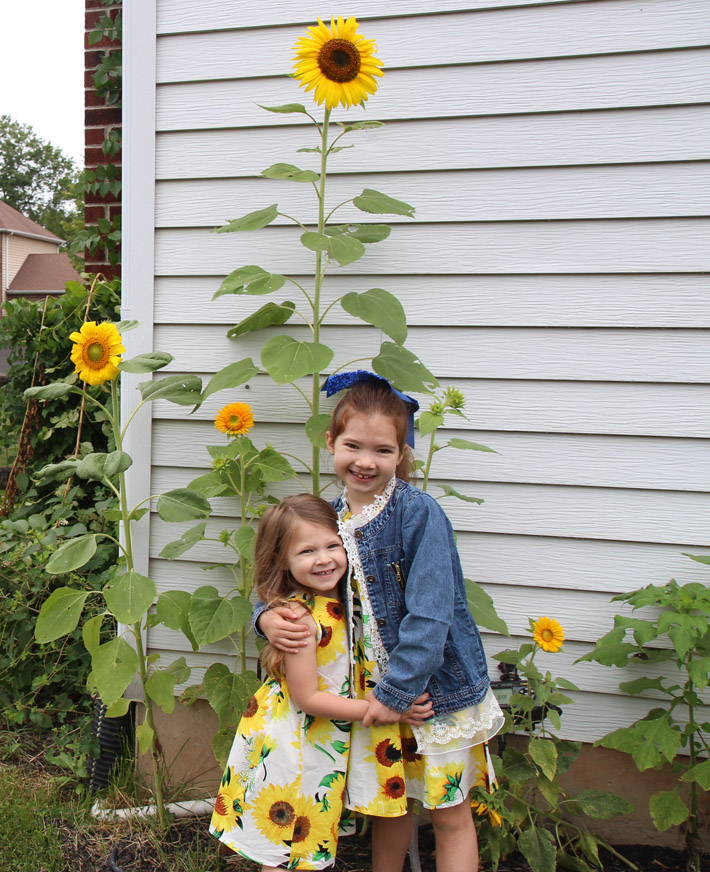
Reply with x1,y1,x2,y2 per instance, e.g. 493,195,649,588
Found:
577,557,710,869
476,617,635,872
161,404,295,762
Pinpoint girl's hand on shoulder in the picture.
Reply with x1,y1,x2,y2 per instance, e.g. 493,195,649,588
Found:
400,692,434,725
363,693,401,728
260,605,310,653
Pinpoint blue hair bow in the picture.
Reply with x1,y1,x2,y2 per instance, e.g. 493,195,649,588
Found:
320,370,419,447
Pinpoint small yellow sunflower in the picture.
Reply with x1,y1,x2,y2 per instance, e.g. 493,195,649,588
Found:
238,691,268,737
215,401,255,437
472,798,503,827
293,15,384,109
532,616,565,653
69,321,125,386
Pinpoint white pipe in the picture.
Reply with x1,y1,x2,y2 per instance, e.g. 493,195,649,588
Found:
91,796,216,822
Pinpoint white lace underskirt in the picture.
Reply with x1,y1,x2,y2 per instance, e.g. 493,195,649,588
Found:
411,687,505,755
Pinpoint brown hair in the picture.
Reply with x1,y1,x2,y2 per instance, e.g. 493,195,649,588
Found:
255,493,341,680
328,380,413,481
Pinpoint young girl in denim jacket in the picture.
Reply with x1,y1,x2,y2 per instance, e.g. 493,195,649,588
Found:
258,372,503,872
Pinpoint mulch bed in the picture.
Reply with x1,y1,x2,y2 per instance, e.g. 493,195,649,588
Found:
52,814,710,872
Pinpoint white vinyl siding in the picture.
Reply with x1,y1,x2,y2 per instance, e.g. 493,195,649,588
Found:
123,0,710,745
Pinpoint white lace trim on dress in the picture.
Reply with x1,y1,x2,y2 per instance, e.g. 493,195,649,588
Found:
412,688,505,755
337,477,396,677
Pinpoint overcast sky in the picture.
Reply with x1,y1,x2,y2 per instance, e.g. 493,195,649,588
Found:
0,1,85,167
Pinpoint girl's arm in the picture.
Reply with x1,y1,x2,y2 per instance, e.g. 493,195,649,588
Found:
258,606,310,653
283,613,370,721
372,493,460,713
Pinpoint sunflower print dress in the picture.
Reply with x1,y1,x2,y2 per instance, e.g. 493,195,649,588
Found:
338,480,504,817
210,592,354,870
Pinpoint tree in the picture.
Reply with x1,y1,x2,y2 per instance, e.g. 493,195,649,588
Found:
0,115,82,245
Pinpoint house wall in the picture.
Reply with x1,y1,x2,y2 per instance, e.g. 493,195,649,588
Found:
124,0,710,830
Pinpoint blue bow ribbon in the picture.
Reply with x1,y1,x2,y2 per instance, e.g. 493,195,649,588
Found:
321,370,419,447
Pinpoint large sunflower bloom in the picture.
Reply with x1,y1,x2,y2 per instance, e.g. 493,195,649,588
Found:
215,401,254,437
532,616,565,652
293,16,384,109
69,321,125,386
252,782,299,845
288,794,333,861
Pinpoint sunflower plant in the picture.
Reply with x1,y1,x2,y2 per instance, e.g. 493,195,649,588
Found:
193,14,438,500
477,618,636,872
576,560,710,871
28,320,230,829
160,400,297,763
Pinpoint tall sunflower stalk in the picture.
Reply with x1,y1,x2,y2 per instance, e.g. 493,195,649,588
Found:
199,14,437,499
31,320,215,829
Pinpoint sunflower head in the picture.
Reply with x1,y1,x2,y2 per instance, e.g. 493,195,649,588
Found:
531,616,565,653
214,401,255,437
69,321,125,386
293,15,384,109
471,798,503,828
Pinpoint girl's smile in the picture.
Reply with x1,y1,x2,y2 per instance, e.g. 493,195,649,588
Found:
327,412,403,514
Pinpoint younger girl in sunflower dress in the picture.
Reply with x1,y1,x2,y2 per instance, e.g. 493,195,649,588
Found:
209,494,431,871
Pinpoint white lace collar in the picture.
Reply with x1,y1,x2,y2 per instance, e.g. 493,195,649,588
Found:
339,476,397,529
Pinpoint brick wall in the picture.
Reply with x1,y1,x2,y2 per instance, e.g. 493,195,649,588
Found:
84,0,121,279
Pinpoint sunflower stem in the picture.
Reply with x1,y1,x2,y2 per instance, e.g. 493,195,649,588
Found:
311,107,331,496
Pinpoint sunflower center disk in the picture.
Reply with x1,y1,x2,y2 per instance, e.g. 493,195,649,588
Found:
319,39,361,82
269,800,295,828
86,342,107,364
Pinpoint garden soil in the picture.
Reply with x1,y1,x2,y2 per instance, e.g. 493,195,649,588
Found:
53,814,710,872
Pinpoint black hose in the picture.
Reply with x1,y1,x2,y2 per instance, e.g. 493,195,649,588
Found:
87,696,135,791
108,843,123,872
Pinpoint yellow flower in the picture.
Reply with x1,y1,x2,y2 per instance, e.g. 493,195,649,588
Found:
215,401,254,437
471,798,503,828
69,321,125,386
238,691,268,737
293,15,384,109
532,616,565,652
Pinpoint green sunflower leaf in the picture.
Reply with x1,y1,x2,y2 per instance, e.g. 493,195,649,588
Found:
465,579,510,636
575,790,635,819
255,446,296,482
92,637,139,708
145,669,178,713
417,412,444,436
227,301,296,340
35,588,92,642
159,522,208,560
199,358,259,405
215,204,278,233
373,341,438,393
138,374,203,404
136,721,154,755
337,120,385,132
119,351,173,373
300,231,365,266
262,163,319,183
305,413,331,448
649,788,689,831
103,570,157,625
341,288,407,345
261,335,333,384
437,484,484,505
447,437,498,453
189,586,242,646
353,188,415,218
258,103,310,115
155,590,198,651
24,383,74,401
156,489,212,523
214,265,286,299
46,534,98,575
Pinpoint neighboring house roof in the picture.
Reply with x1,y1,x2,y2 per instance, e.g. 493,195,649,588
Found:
7,252,81,294
0,199,63,242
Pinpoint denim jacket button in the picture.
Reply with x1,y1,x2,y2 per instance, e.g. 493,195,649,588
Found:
377,618,386,628
354,530,363,539
367,575,375,584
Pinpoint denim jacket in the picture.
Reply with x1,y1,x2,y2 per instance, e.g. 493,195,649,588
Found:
335,479,490,714
254,480,491,715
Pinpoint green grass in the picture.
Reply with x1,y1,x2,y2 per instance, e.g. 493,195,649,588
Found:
0,764,65,871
